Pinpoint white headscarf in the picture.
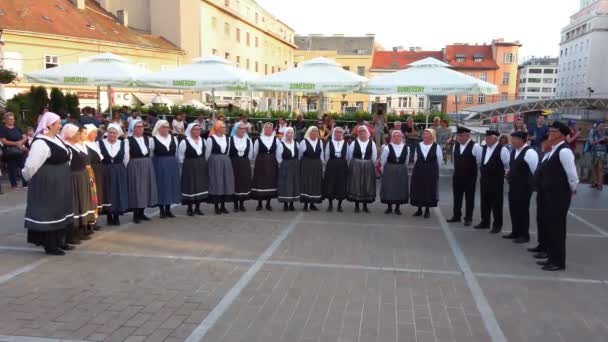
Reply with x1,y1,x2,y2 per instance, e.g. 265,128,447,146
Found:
35,112,61,135
84,124,102,158
331,126,345,141
390,128,405,143
152,119,170,137
60,123,80,141
424,128,437,143
304,126,319,140
107,123,124,136
281,127,295,143
357,125,371,141
185,123,201,139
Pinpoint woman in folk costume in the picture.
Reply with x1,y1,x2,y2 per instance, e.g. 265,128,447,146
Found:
410,128,443,218
22,112,73,255
205,120,235,214
229,122,253,212
62,124,96,245
252,122,279,211
323,126,348,212
380,129,409,215
276,127,299,211
151,120,181,219
84,124,108,226
347,125,378,213
99,123,129,226
298,126,324,211
179,123,209,216
126,119,158,223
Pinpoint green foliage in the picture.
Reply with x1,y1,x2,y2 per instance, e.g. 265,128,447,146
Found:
0,69,17,84
49,88,66,114
65,94,80,119
29,86,49,119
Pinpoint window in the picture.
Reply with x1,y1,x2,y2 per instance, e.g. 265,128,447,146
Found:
453,96,460,104
542,88,553,93
455,55,465,63
466,95,473,104
255,12,259,24
480,72,487,81
342,66,350,71
224,23,230,35
528,78,541,83
357,66,365,76
211,48,218,56
503,52,515,64
246,58,250,70
236,28,241,42
398,98,402,107
45,55,59,69
255,36,259,48
501,93,509,101
255,61,259,73
474,56,484,62
543,69,554,74
390,62,398,68
520,78,527,84
356,102,364,110
264,64,268,75
528,87,541,93
246,32,250,46
211,17,217,29
529,68,542,74
271,66,275,73
542,78,554,84
418,97,425,108
478,94,486,104
225,52,230,61
386,97,392,108
502,72,510,85
136,62,148,71
236,56,240,67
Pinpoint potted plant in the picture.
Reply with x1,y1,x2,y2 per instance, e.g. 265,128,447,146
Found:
0,68,17,84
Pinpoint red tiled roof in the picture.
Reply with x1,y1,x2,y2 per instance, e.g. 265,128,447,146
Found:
0,0,183,52
371,50,443,69
444,44,499,70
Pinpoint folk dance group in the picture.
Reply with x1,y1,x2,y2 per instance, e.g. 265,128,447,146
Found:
447,123,578,271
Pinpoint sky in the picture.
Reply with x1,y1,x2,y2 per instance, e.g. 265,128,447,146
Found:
256,0,580,59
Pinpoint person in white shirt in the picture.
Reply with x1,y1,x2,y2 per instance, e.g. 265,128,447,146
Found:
347,125,378,213
125,120,158,223
84,124,109,222
171,113,186,140
252,123,279,211
150,120,181,219
447,126,483,226
535,121,579,271
276,127,299,211
98,123,129,226
178,123,209,216
298,126,324,211
475,130,511,234
380,130,409,215
206,121,235,214
410,128,443,218
506,131,539,246
323,127,348,212
228,122,254,212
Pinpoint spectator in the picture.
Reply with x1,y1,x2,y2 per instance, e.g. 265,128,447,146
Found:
172,112,186,140
403,116,419,163
513,117,527,132
294,114,306,141
527,115,549,152
499,135,511,152
110,111,126,138
317,119,329,142
436,119,452,164
127,110,142,136
120,106,130,122
0,112,28,189
566,119,582,151
588,121,607,190
373,109,388,151
275,117,289,140
230,114,252,138
146,111,159,134
392,121,403,135
79,107,101,127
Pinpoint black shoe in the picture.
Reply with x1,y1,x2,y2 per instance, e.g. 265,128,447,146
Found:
60,244,75,251
45,248,66,256
234,205,240,213
221,207,229,214
423,210,430,219
502,233,517,240
134,212,142,223
533,252,549,259
284,203,290,212
385,207,393,214
93,224,101,231
166,210,176,218
394,208,402,215
195,209,204,216
186,209,194,217
514,237,530,244
159,209,167,219
542,264,565,271
536,260,551,266
289,203,295,211
489,227,501,234
310,204,319,211
413,209,423,217
446,216,460,223
256,203,263,211
354,206,360,213
327,205,333,212
474,223,490,229
337,205,343,212
363,206,370,213
114,215,121,226
527,246,543,253
106,215,114,226
240,202,246,212
215,207,221,215
463,220,472,227
265,203,272,211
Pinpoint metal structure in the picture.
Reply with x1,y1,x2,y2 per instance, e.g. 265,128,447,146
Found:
462,97,608,121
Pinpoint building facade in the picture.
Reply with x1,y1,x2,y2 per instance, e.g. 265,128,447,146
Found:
294,34,375,113
518,57,558,100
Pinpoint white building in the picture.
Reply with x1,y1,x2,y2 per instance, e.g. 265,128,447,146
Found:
556,0,608,99
518,57,558,100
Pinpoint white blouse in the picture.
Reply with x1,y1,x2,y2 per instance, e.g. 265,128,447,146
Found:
101,139,129,167
413,142,443,164
230,136,253,159
22,135,70,181
130,135,150,156
324,139,346,160
298,139,325,161
276,140,296,164
205,135,228,160
253,135,277,159
380,143,405,173
178,137,204,163
347,139,377,162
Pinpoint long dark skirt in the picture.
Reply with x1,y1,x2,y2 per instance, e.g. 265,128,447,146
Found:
300,158,323,203
103,163,128,214
128,158,159,209
347,159,376,203
181,158,209,204
153,156,181,206
252,154,278,200
323,158,348,200
278,159,300,203
231,157,252,200
91,163,108,211
380,163,409,204
71,169,96,227
208,154,235,201
25,163,73,234
410,160,439,208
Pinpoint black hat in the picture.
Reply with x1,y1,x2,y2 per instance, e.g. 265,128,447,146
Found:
456,126,471,134
485,130,500,137
550,121,570,136
510,131,527,139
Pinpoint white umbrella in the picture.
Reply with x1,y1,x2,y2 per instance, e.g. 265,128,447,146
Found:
150,94,173,106
136,56,255,91
362,57,498,95
250,57,366,93
25,52,146,87
180,99,213,111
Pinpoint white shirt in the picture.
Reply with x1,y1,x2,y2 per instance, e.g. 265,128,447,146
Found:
324,139,346,160
453,139,482,165
380,143,406,173
483,142,511,173
277,124,289,136
172,120,185,135
101,139,129,167
230,136,253,159
22,135,70,181
276,140,297,164
205,135,228,160
544,141,579,191
514,146,539,174
413,142,443,164
178,137,204,163
253,135,277,159
298,139,325,162
347,139,377,163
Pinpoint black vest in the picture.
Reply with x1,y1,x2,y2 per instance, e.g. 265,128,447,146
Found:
34,136,71,165
387,144,407,164
280,141,298,160
328,140,347,160
480,144,505,179
509,146,533,192
67,145,86,172
415,143,438,164
87,146,102,165
538,143,571,195
258,137,277,155
99,140,125,165
184,138,206,160
454,140,477,177
210,135,229,155
303,139,322,159
152,136,176,157
352,140,373,160
128,136,150,159
229,137,251,159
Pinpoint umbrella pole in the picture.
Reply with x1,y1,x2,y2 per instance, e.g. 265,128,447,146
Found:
107,85,112,115
96,86,101,114
211,88,216,121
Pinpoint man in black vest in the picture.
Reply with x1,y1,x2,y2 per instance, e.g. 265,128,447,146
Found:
475,130,510,233
447,126,482,226
528,134,549,258
536,121,578,271
505,131,538,244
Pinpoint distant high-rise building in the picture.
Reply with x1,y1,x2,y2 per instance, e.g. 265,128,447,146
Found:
517,57,558,100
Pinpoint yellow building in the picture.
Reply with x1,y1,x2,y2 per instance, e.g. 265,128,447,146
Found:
294,35,376,113
0,0,185,109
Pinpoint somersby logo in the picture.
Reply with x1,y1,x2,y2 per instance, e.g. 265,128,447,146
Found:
397,86,425,93
289,83,315,90
172,80,196,87
64,76,88,84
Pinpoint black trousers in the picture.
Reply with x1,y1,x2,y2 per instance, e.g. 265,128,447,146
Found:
452,175,477,220
480,176,504,228
508,188,532,238
540,190,570,268
535,192,546,251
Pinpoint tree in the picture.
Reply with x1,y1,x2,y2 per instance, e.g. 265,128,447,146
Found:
49,88,66,114
28,86,49,119
65,93,80,119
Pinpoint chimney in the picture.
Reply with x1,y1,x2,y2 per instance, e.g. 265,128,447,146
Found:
71,0,85,10
117,9,129,27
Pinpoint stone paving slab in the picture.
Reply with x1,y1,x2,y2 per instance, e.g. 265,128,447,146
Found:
0,251,45,277
568,209,608,236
